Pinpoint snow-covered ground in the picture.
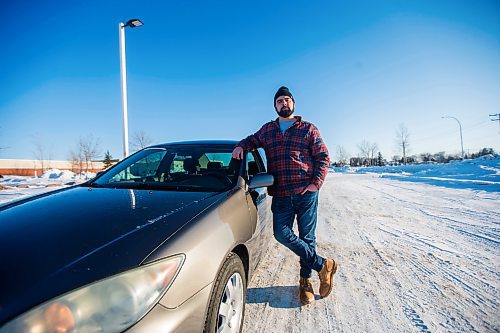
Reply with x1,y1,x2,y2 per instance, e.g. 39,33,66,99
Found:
243,173,499,333
1,157,499,332
0,169,95,205
243,156,499,333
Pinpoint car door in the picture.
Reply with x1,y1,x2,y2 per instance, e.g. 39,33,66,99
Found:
244,149,272,273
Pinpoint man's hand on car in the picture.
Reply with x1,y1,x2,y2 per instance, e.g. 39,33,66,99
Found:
232,147,244,160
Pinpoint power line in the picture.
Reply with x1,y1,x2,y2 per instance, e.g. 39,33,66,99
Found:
410,119,493,145
467,120,490,130
490,113,500,133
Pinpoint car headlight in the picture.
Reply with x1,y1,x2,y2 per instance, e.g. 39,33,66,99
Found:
1,255,184,333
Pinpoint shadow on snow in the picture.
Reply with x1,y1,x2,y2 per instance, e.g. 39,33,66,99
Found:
246,286,310,308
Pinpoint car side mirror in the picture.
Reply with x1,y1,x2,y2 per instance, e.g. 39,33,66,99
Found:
94,171,105,178
248,173,274,189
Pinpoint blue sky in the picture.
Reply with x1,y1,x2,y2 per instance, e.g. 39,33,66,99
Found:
1,0,499,161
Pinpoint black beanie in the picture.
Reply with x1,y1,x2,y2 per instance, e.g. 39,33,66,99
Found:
274,86,294,104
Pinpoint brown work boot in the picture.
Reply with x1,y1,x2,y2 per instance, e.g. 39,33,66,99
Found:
318,258,338,298
299,277,315,305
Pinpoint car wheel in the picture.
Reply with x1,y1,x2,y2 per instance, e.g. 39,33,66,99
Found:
204,252,246,333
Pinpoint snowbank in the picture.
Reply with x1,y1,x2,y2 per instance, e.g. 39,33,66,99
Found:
0,169,95,205
335,156,500,192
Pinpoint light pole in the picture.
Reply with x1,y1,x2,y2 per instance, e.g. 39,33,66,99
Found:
442,116,464,159
119,19,143,158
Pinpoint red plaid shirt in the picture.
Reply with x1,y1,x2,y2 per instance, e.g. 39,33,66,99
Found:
237,116,330,197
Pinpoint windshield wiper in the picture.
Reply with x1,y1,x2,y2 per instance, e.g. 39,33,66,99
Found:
81,182,104,188
84,182,225,192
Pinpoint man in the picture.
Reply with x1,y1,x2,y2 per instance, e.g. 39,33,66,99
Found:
232,86,337,305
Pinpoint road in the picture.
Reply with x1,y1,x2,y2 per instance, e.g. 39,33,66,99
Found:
243,173,499,333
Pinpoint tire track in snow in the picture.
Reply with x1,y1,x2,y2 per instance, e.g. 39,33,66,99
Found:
359,175,499,331
402,304,431,333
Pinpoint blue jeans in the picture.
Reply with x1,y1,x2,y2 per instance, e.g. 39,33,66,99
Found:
271,191,325,278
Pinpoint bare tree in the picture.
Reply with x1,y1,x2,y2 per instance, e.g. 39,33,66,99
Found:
420,152,431,162
395,123,410,165
432,151,446,163
31,134,55,175
68,147,84,177
33,141,47,176
368,142,378,162
131,130,153,152
358,140,371,161
357,140,378,165
335,145,350,166
79,135,101,178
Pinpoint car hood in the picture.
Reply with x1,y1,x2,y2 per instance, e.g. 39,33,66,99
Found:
0,186,225,324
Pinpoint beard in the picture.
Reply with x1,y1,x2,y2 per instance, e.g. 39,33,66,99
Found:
276,106,294,118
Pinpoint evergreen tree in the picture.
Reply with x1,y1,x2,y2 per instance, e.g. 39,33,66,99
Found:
103,150,114,169
377,152,384,166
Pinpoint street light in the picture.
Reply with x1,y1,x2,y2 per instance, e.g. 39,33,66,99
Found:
119,18,144,158
442,116,464,159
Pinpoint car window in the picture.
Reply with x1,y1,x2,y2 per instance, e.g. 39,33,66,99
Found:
203,153,233,168
110,150,167,182
170,155,192,173
257,148,267,172
246,152,259,179
91,146,241,192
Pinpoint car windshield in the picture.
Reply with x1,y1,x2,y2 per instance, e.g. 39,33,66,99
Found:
88,145,241,192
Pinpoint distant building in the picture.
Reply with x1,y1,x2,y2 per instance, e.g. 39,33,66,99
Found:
0,159,105,176
349,157,378,167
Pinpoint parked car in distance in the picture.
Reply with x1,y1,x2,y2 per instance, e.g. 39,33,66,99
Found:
0,140,274,333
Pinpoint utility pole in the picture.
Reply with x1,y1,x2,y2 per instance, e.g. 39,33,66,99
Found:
442,116,465,159
490,113,500,133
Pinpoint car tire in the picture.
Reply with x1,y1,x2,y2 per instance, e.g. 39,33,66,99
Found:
204,252,247,333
